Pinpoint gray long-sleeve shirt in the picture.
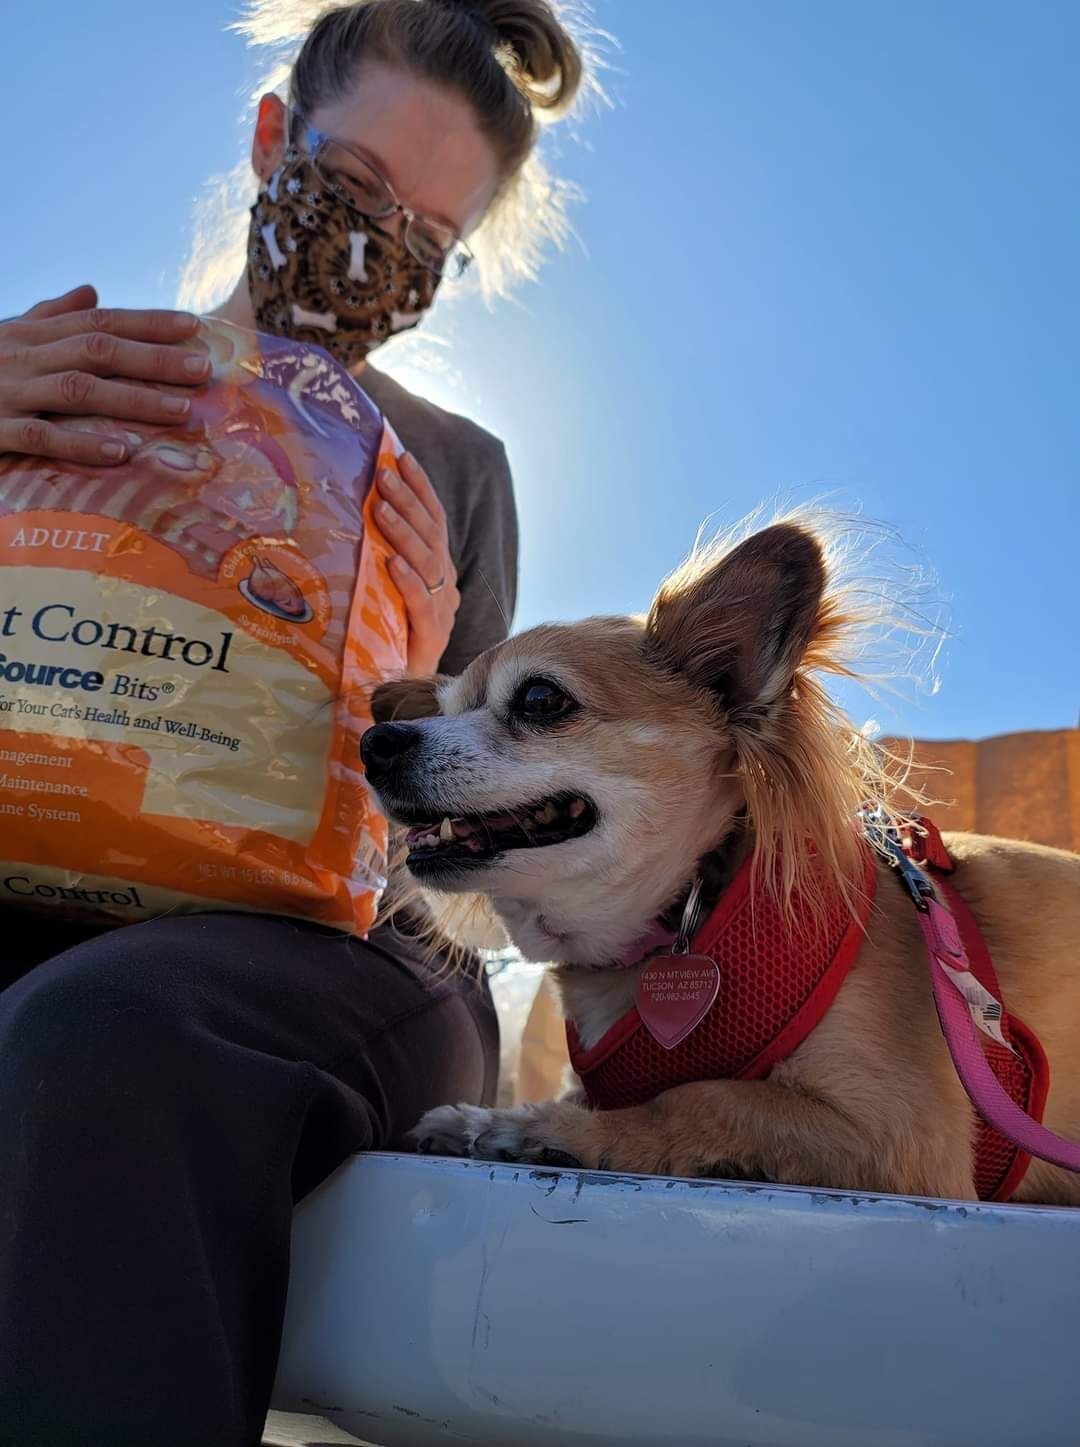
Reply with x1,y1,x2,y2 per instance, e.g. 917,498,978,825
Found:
360,364,519,677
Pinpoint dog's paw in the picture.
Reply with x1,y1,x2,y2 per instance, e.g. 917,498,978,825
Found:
410,1103,545,1161
411,1103,492,1158
410,1102,586,1168
470,1105,585,1166
412,1099,772,1180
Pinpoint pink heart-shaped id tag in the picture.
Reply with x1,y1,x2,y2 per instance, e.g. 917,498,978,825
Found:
635,953,721,1051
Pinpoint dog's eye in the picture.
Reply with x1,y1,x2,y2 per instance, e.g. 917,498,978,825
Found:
514,678,578,723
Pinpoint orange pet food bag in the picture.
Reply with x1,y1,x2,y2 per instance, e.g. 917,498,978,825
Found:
0,319,407,933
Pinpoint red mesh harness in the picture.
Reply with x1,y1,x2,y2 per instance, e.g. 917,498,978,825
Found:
566,820,1049,1201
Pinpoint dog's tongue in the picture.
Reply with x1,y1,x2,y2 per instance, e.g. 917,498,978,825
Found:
406,817,483,845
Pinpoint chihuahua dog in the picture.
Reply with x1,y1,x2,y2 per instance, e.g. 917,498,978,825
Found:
362,515,1080,1203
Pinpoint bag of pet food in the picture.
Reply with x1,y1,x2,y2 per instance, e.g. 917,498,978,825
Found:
0,319,407,934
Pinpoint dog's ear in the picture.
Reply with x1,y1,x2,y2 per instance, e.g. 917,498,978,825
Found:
370,676,444,723
645,523,825,716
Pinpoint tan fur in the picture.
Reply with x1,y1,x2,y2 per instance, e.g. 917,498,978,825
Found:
379,512,1080,1202
516,836,1080,1203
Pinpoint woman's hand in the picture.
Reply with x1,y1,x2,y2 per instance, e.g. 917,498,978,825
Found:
375,451,461,675
0,284,212,466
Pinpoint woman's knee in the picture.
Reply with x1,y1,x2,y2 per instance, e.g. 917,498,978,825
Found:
0,919,226,1088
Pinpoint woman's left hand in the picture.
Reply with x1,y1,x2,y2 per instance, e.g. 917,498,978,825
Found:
376,451,461,676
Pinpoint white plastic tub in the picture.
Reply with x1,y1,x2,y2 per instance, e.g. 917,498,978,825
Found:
272,1152,1080,1446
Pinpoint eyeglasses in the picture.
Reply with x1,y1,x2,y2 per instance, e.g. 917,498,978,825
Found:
291,111,474,280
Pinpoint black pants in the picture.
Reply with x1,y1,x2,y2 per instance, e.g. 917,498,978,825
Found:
0,911,498,1447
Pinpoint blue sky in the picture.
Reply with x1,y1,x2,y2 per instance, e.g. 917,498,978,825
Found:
6,0,1077,740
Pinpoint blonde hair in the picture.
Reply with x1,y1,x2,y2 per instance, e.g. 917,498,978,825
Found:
178,0,607,311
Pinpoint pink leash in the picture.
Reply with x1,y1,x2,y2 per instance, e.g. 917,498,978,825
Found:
923,917,1080,1173
863,808,1080,1176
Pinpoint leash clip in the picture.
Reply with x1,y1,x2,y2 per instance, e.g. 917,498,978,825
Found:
859,804,934,913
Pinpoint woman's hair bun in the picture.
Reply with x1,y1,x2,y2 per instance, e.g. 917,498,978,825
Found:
448,0,583,115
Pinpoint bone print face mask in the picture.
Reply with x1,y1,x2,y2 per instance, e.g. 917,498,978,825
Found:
246,147,440,368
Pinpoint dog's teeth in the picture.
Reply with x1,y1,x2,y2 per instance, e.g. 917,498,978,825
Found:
535,802,558,825
568,799,586,818
439,816,455,843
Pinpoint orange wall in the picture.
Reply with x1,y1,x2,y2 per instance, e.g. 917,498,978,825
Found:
884,728,1080,853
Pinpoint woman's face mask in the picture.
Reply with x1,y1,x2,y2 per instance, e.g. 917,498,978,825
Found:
246,145,440,368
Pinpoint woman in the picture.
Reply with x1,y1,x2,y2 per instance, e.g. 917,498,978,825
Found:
0,4,587,1444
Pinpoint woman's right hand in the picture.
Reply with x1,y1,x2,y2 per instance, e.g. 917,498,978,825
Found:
0,284,212,466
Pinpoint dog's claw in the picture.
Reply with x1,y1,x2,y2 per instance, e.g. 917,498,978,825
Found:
538,1148,582,1168
409,1104,477,1159
415,1136,461,1157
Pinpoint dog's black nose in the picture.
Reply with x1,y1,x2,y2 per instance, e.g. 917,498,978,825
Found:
360,721,421,785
